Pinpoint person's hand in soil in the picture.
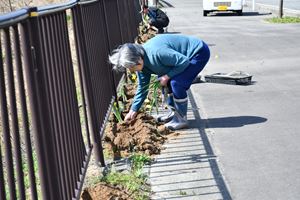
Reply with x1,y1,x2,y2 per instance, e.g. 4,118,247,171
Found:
159,74,170,86
124,109,137,121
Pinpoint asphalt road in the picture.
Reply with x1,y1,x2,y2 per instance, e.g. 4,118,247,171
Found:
163,0,300,199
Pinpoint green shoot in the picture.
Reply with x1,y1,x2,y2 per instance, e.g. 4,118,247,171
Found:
118,83,127,103
147,75,161,114
112,102,123,123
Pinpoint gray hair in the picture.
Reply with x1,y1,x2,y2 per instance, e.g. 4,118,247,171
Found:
108,43,145,72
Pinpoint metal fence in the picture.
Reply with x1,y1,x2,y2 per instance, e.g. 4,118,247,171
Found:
0,0,141,199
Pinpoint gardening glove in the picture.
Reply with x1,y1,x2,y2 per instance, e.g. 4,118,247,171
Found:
159,74,170,86
125,109,137,121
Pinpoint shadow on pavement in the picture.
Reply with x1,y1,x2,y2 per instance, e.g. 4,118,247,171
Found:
187,91,233,200
242,11,272,16
207,11,271,17
189,115,267,128
160,0,174,8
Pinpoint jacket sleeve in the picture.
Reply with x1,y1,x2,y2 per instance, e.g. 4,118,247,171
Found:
158,49,190,78
130,71,151,112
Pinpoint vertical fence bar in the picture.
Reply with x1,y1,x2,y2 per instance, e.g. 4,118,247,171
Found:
0,34,7,200
117,0,132,43
40,15,68,200
88,1,108,162
16,23,39,200
22,8,62,200
103,0,122,50
51,13,73,199
74,4,99,165
133,0,142,27
0,0,141,199
101,0,122,104
56,12,81,195
58,12,78,191
1,28,17,200
89,0,115,129
70,6,92,149
72,0,141,168
72,3,106,166
5,26,26,200
36,6,90,199
126,0,137,41
0,1,142,199
0,142,6,200
69,6,96,198
115,0,124,43
61,11,86,174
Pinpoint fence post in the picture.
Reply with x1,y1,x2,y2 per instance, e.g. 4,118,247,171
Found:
21,7,62,200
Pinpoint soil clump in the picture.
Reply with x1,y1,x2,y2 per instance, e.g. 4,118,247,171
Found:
81,184,132,200
104,83,176,159
104,112,174,159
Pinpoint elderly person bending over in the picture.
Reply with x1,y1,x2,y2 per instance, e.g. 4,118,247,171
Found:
109,34,210,130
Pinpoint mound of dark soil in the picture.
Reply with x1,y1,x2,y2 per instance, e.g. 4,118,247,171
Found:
81,184,132,200
104,112,176,159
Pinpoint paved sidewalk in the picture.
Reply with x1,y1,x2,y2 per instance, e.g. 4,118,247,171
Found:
149,0,300,199
150,92,231,199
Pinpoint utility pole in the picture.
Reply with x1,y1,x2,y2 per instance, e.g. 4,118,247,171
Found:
279,0,283,18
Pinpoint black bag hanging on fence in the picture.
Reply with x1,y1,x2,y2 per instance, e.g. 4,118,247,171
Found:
147,7,170,29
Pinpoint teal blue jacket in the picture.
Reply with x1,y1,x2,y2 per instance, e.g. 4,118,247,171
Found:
131,34,204,112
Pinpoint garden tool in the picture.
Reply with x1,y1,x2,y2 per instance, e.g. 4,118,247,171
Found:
161,86,168,107
165,97,188,130
156,86,175,123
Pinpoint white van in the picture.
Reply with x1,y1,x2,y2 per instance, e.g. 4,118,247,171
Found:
203,0,243,16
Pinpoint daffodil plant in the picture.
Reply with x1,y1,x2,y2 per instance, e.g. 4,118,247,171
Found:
145,75,162,114
127,71,137,84
112,102,123,123
118,82,127,103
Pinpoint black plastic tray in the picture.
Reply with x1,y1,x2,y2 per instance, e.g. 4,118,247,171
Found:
204,71,252,85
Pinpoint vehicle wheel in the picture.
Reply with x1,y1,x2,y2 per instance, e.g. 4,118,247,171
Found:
237,10,243,16
203,11,208,16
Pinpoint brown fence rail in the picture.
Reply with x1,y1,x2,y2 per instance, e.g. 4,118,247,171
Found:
0,0,141,199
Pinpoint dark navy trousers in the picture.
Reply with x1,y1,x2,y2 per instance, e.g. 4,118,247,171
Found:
168,42,210,99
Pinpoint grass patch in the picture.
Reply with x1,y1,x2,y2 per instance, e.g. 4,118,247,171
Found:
130,153,151,171
265,16,300,23
88,153,152,200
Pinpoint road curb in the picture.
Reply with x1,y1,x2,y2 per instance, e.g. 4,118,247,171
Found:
245,1,300,17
